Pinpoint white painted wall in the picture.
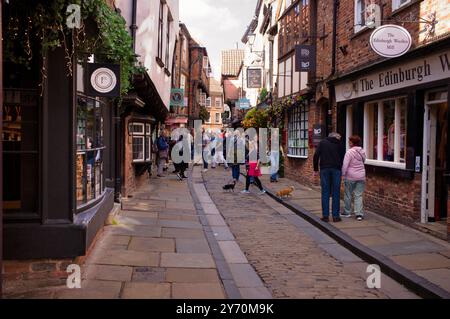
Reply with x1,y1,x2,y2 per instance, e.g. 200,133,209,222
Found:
116,0,180,110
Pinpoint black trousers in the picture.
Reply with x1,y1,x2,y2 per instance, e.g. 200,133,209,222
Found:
245,175,263,191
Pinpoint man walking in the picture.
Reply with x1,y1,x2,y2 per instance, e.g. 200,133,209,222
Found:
313,132,345,223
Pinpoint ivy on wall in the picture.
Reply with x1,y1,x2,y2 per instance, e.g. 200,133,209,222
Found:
4,0,141,96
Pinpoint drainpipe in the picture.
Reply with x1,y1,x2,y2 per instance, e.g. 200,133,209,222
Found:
130,0,138,52
328,0,338,133
0,0,3,298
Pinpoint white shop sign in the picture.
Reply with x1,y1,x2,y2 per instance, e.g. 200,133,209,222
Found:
370,25,412,58
336,50,450,102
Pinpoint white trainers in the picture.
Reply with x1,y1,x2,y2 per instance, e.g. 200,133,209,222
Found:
202,169,208,173
240,190,250,194
356,215,364,221
258,190,266,195
341,213,352,218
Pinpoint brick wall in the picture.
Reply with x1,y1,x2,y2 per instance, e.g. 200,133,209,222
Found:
364,172,422,223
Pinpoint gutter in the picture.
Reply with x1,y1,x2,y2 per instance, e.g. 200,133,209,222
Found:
130,0,138,52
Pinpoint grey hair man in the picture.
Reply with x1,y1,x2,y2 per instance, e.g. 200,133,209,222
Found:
313,132,345,223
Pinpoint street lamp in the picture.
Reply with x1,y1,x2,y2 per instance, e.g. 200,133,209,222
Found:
247,33,256,52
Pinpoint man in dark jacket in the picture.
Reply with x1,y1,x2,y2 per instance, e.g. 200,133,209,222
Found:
313,132,345,222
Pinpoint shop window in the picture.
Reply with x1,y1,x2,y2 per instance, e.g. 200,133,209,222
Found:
288,103,309,158
362,97,407,168
392,0,411,11
215,97,222,108
2,89,39,217
129,122,152,163
215,113,220,123
354,0,368,33
157,1,165,64
76,95,105,208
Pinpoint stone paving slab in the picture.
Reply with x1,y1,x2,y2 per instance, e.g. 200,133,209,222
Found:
158,219,203,229
172,283,226,299
206,215,227,226
160,253,216,268
372,240,448,256
162,227,205,239
90,250,160,267
175,238,211,253
121,282,171,299
218,241,248,264
84,265,133,282
128,237,175,253
210,226,236,241
120,211,159,219
116,216,158,226
166,268,220,283
57,280,122,299
132,267,166,283
228,264,266,288
106,225,162,238
239,287,273,299
390,253,450,270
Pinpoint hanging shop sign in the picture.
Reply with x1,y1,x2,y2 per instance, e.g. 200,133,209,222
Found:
335,49,450,102
369,25,412,58
170,88,185,107
247,68,262,89
312,124,325,147
86,63,121,97
238,98,251,109
295,45,316,72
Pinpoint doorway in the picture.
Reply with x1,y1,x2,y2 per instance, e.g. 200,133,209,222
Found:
421,90,448,224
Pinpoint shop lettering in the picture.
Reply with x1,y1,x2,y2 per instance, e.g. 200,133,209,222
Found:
379,61,431,88
440,53,450,71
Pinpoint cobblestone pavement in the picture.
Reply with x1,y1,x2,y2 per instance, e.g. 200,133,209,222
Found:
258,173,450,294
202,167,417,299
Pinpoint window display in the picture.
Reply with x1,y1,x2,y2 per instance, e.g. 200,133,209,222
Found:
76,95,105,208
2,89,39,216
288,103,309,158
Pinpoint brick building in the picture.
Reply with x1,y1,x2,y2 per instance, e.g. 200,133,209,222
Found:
188,41,211,127
204,78,225,132
221,49,245,125
274,0,450,240
166,23,192,130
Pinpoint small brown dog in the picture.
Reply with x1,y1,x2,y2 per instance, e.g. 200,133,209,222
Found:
276,186,295,198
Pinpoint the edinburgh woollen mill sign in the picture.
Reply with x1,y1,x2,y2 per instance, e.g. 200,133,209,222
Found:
369,25,412,58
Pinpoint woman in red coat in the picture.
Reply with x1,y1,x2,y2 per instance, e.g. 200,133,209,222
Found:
241,138,266,194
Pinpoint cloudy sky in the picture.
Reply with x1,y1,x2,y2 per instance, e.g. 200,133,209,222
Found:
180,0,256,79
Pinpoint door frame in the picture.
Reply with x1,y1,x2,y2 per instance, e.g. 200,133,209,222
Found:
421,89,448,223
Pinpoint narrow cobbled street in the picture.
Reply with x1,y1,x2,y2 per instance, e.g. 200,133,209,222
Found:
201,166,416,299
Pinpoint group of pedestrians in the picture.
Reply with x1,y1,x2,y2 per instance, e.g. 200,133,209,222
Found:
313,133,367,223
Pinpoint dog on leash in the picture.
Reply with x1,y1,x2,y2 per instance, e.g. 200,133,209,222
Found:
276,186,295,198
223,180,237,192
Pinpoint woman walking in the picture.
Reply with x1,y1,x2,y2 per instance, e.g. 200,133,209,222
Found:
341,135,366,221
156,130,169,177
241,138,265,194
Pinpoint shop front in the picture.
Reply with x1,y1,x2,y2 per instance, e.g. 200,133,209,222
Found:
2,46,117,259
335,45,450,238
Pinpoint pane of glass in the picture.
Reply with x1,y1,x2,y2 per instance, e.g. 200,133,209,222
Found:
145,136,150,160
3,90,39,216
399,97,407,163
366,102,378,160
383,100,395,162
133,137,144,160
76,153,86,206
86,150,96,201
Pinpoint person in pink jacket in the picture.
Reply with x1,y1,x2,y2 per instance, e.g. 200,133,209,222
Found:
341,135,366,221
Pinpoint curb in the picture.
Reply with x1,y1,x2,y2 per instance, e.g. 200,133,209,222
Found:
187,167,243,299
262,186,450,299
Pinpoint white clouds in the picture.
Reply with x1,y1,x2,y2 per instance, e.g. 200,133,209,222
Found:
179,0,255,79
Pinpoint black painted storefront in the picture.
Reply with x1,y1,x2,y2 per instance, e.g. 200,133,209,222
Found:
3,45,116,259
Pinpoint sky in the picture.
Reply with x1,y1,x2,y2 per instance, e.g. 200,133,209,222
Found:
179,0,257,79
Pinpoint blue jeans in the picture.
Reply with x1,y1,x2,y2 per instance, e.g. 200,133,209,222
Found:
271,173,278,181
231,165,240,181
320,168,342,218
